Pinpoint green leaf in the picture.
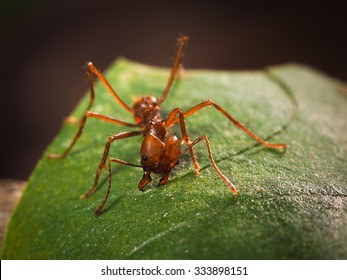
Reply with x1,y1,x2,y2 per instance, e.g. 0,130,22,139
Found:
2,58,347,259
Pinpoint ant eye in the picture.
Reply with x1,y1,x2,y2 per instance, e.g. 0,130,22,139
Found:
142,155,148,161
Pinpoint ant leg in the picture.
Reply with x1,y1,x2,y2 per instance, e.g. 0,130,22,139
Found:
62,64,98,125
81,130,142,200
177,100,287,149
48,111,138,159
175,135,238,195
158,35,189,105
87,62,134,113
95,157,142,216
165,108,201,174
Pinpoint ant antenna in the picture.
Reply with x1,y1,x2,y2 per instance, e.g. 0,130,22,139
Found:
158,35,189,105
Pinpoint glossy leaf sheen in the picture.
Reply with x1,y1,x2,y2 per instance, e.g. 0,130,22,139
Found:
2,59,347,259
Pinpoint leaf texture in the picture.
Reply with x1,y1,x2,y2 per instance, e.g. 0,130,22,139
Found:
2,59,347,259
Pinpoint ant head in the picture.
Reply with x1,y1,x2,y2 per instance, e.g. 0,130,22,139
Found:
133,96,159,124
140,133,165,171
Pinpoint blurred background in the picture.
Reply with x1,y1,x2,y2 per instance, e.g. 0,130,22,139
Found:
1,0,346,180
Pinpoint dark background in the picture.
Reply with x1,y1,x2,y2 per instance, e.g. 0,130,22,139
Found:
1,0,346,180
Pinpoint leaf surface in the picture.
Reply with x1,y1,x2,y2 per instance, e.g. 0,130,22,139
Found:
2,59,347,259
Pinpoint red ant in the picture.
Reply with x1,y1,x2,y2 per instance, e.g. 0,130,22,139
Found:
48,35,287,215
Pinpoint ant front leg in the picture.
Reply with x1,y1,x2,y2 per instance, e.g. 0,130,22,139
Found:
165,107,201,175
81,130,142,200
95,157,142,216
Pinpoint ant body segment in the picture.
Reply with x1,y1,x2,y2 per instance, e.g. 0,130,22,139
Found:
48,35,287,215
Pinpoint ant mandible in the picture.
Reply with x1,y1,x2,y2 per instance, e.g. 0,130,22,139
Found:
48,35,287,215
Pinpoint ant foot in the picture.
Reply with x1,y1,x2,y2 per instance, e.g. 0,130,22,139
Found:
47,153,65,159
158,174,169,186
194,163,201,175
80,193,88,200
63,116,81,125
